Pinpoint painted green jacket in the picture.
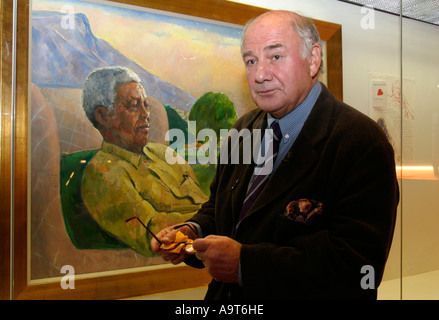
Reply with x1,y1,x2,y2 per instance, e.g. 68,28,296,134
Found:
81,142,208,256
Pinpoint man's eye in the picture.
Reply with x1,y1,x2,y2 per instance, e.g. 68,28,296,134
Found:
273,55,281,60
127,101,139,111
246,59,256,66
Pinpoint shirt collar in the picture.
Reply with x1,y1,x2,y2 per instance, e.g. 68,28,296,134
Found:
101,141,145,167
267,81,322,133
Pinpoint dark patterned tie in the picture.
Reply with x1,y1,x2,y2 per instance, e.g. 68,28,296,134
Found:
239,121,282,221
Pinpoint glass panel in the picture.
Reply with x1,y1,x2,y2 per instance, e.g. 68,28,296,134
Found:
401,5,439,299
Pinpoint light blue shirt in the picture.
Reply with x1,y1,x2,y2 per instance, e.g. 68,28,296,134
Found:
266,81,322,173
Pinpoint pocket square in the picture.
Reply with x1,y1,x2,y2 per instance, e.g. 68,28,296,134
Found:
284,198,323,223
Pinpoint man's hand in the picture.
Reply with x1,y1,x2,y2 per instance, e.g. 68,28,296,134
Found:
193,235,241,283
151,224,197,265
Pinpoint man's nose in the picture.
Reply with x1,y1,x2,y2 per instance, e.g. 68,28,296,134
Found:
255,61,272,83
140,103,150,121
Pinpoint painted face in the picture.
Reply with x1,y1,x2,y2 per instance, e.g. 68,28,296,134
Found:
107,82,150,153
242,13,320,118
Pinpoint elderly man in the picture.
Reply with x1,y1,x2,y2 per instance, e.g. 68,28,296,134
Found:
152,11,398,299
81,66,208,257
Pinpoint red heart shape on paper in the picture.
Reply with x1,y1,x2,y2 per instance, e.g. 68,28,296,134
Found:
377,89,384,96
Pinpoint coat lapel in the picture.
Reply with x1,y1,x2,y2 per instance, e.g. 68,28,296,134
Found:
230,110,268,223
243,85,335,220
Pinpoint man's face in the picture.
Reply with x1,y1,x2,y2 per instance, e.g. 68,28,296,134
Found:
107,82,150,153
242,13,320,118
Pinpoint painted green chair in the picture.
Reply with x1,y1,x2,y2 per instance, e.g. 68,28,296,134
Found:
60,149,129,250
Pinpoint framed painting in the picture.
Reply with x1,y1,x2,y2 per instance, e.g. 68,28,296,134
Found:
1,0,342,299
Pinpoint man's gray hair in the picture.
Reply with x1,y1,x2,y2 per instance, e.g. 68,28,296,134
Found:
241,11,323,72
82,66,141,126
292,15,322,59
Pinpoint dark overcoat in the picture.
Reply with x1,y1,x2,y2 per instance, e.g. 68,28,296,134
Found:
187,84,399,300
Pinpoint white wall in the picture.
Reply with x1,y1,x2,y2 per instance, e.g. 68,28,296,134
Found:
402,19,439,161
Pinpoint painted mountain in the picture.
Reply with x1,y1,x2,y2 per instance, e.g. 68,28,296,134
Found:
31,10,196,112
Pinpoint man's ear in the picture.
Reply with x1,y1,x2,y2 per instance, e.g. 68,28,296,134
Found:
94,106,110,128
309,43,322,79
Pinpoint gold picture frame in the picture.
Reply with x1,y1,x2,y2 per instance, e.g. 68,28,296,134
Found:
0,0,342,300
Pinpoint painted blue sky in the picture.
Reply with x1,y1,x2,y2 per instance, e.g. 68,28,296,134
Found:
32,0,253,115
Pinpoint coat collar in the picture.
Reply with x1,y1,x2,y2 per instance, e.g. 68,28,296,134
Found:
236,83,336,222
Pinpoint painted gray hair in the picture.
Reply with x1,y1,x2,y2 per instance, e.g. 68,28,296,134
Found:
82,66,141,126
241,11,323,72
